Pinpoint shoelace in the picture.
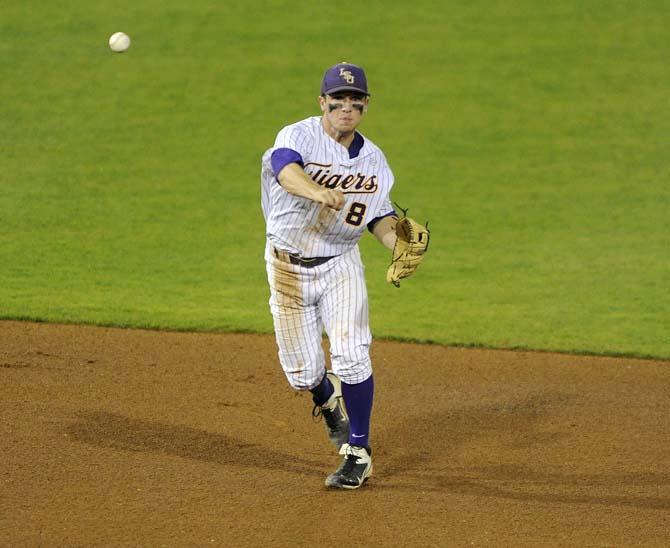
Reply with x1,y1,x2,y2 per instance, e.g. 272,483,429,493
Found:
339,452,360,474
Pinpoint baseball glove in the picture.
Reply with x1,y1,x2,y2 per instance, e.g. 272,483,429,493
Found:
386,210,430,287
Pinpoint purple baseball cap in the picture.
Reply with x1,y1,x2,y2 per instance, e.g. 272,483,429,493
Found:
320,62,370,96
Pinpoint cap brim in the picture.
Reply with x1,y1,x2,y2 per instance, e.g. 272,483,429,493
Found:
323,85,370,96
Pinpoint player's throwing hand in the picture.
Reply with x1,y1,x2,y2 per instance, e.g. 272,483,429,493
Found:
317,188,345,211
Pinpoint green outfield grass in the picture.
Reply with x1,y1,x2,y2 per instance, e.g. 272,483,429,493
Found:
1,1,668,358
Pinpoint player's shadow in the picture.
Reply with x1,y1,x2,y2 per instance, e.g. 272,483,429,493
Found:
67,410,324,477
376,392,670,510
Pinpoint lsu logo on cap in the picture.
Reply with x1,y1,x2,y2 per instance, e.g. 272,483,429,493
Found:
339,67,355,84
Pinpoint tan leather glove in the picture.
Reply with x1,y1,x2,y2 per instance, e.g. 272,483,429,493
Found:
386,216,430,287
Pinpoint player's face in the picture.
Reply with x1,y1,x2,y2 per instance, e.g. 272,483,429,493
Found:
319,92,369,134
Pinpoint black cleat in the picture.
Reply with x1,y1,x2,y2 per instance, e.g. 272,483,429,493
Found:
312,372,349,448
325,444,373,490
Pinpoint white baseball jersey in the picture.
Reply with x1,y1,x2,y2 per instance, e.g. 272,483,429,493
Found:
261,116,395,258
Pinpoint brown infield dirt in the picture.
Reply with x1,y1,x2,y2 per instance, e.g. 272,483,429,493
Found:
1,320,669,547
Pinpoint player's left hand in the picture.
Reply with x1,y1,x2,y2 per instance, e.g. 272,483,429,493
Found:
386,215,430,287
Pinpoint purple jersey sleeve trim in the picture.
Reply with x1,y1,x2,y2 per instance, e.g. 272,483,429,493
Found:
271,148,304,178
349,132,364,159
367,210,398,233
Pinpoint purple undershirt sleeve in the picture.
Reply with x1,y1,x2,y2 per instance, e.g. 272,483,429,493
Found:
367,210,398,233
271,148,304,178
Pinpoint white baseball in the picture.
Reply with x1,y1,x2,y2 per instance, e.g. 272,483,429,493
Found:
109,32,131,53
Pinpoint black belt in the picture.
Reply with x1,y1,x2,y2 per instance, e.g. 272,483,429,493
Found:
274,247,335,268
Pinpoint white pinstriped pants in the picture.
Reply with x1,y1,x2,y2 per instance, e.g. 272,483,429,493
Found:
265,243,373,390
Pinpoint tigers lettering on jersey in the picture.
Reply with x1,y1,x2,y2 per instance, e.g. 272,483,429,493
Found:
304,162,378,193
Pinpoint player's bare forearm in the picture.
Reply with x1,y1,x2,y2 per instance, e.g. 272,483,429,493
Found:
372,215,398,250
277,162,345,210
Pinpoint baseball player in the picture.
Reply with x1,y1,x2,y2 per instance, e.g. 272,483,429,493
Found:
260,62,429,489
